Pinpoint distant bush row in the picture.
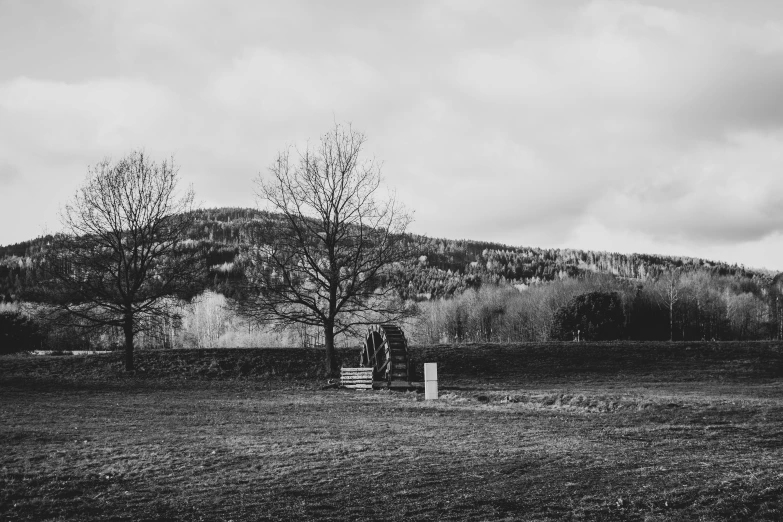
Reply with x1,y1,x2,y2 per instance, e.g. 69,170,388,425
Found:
408,270,781,343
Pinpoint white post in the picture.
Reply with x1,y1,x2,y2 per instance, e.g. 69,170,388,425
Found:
424,363,438,400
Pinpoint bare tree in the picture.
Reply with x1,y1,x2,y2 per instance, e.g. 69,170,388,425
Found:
238,124,413,374
183,291,232,348
37,151,204,371
654,269,684,342
770,275,783,340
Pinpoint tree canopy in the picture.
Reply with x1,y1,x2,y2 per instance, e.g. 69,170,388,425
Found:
34,151,204,370
237,124,413,373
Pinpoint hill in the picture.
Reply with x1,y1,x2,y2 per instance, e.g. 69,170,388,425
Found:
0,206,775,303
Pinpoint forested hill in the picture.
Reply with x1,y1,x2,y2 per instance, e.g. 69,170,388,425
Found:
0,206,776,302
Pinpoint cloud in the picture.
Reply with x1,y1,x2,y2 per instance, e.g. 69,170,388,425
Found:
208,47,383,119
0,76,178,160
449,1,783,144
379,100,594,244
565,219,783,271
428,1,783,265
0,162,18,185
0,76,185,244
1,1,782,270
590,130,783,245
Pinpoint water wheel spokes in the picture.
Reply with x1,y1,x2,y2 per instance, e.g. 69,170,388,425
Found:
361,324,410,385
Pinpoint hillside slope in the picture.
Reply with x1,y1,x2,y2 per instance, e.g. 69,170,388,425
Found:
0,206,775,303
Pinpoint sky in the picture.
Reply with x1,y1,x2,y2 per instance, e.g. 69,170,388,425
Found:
2,1,783,272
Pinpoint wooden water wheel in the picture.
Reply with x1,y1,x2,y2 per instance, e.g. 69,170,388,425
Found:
360,324,411,386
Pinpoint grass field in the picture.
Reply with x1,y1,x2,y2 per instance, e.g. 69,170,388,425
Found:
2,342,783,521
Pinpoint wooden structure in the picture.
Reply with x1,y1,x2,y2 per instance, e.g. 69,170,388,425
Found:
340,367,373,389
357,324,423,390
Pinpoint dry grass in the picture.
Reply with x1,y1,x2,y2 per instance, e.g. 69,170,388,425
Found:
2,344,783,520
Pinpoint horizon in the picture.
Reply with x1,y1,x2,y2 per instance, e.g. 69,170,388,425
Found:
2,1,783,271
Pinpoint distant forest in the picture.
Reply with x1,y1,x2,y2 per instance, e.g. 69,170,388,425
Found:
2,206,782,349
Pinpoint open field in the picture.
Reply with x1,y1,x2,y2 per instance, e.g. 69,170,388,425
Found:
2,342,783,521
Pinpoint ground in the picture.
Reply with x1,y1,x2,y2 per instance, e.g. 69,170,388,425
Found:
1,342,782,521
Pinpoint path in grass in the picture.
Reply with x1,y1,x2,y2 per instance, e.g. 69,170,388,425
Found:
2,378,783,521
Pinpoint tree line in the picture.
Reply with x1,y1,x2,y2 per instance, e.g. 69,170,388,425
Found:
409,270,782,344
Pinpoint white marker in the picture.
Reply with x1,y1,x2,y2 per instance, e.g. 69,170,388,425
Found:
424,363,438,400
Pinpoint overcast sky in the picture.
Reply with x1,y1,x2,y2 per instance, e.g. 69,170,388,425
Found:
2,1,783,271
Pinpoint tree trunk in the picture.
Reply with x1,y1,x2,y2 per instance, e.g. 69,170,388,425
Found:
323,322,337,376
668,284,674,342
123,313,134,372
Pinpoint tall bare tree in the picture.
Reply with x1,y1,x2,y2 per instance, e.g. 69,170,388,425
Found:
239,124,413,374
654,269,684,342
37,151,203,371
770,274,783,340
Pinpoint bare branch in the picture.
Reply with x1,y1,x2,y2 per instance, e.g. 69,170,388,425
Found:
236,124,413,373
33,150,205,370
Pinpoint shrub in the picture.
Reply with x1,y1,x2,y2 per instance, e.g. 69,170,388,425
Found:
550,291,625,341
0,311,43,354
